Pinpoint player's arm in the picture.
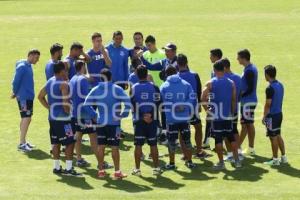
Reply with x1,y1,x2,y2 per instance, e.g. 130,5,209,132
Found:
60,82,71,114
118,88,131,118
80,49,91,63
140,56,164,71
201,81,212,112
83,89,98,121
263,86,274,124
231,81,237,115
38,86,49,109
195,73,202,112
241,70,255,97
101,45,112,67
11,65,25,99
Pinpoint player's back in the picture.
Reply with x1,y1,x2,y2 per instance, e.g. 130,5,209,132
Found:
269,80,284,114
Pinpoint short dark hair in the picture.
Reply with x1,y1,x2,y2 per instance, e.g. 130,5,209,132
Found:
100,68,112,81
28,49,40,57
165,66,177,77
70,42,83,51
210,48,222,59
50,43,63,55
113,30,123,38
221,58,231,68
133,32,143,38
53,61,65,74
131,58,142,70
264,65,277,78
136,65,148,80
238,49,251,61
75,60,85,72
145,35,156,44
177,53,188,66
213,60,224,72
91,32,102,40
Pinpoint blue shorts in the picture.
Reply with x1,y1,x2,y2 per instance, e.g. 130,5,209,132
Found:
241,104,256,124
71,118,96,134
265,112,282,137
134,120,159,146
17,100,33,118
166,122,191,142
49,120,76,145
97,125,121,146
211,120,235,144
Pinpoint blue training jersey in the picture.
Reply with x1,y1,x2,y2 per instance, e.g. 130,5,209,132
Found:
224,72,241,114
45,59,58,81
241,63,258,104
64,56,77,80
210,76,233,121
266,80,284,114
87,49,107,87
45,77,70,121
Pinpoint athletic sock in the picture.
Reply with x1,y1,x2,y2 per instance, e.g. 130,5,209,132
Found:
66,160,73,171
54,160,60,170
238,148,242,154
227,152,233,157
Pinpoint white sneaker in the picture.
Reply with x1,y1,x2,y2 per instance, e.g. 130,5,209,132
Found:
263,159,280,166
281,155,288,164
18,144,32,152
242,148,255,156
131,169,141,176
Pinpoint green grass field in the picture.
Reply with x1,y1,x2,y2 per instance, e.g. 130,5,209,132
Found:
1,0,300,199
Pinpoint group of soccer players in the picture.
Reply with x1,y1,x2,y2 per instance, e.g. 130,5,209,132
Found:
11,31,287,179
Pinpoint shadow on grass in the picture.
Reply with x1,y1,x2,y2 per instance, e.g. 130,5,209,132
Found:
102,178,152,193
140,175,185,190
56,175,94,190
25,149,51,160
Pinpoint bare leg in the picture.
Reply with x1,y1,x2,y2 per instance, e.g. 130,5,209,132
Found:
89,133,100,161
150,146,159,168
75,132,83,160
111,146,120,171
134,146,142,169
247,124,255,148
65,143,74,160
215,143,223,162
194,123,203,153
277,135,285,156
239,124,247,147
52,144,61,160
20,117,32,144
270,137,279,158
98,145,105,170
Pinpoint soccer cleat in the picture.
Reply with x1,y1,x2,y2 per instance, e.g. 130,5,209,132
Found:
152,168,163,175
164,164,177,170
224,155,234,163
238,153,245,161
242,148,255,156
76,158,90,167
263,159,280,166
281,155,288,164
18,143,32,152
53,166,64,175
64,168,83,177
234,160,242,168
97,170,107,178
113,171,127,180
213,162,225,170
131,169,141,176
97,161,114,170
185,161,196,169
194,151,212,159
26,142,35,149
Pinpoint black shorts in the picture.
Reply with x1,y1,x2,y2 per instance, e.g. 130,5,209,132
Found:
49,120,76,145
71,118,96,134
211,120,235,144
232,113,239,134
166,122,191,142
134,120,159,146
265,113,283,137
17,100,33,118
97,125,121,146
190,114,201,125
241,104,256,124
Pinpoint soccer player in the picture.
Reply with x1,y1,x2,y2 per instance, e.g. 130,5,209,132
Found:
69,61,98,167
45,43,63,80
203,48,223,149
142,35,166,85
64,42,89,80
237,49,258,155
221,58,243,161
128,58,153,86
262,65,287,166
106,31,130,89
141,43,178,82
11,49,40,152
84,69,131,179
201,60,241,170
130,66,162,176
87,32,112,88
38,61,81,176
177,54,210,159
160,66,196,169
129,32,147,60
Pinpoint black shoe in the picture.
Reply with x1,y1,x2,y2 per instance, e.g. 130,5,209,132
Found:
64,168,82,177
164,164,177,170
53,166,64,174
185,161,196,169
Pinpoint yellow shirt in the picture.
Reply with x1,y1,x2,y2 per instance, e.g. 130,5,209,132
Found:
143,49,165,85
